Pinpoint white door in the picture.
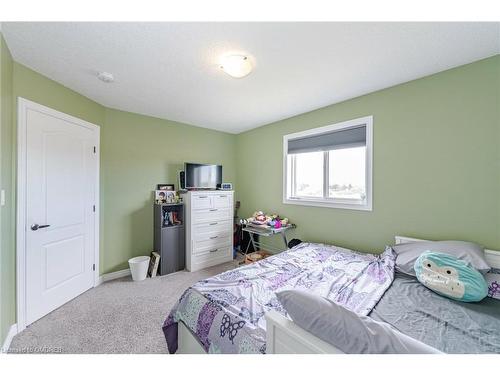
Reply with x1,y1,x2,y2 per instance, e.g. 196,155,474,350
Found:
23,100,98,326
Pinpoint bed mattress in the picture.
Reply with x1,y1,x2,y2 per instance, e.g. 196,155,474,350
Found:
370,273,500,353
163,242,500,354
163,242,395,354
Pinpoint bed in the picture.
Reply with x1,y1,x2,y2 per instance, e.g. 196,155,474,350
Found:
162,235,500,354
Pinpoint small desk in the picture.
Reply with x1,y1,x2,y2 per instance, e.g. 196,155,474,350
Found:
242,224,296,255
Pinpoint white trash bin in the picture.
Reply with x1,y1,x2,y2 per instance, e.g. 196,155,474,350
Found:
128,256,150,281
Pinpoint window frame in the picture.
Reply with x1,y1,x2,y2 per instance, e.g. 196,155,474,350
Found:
283,116,373,211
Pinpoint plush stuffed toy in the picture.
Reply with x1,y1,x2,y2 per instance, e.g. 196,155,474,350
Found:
414,251,488,302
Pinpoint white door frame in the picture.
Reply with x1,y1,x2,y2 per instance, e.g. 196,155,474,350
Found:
16,97,100,333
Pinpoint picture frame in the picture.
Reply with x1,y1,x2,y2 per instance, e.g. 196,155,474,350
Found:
155,190,167,204
155,190,177,204
148,251,160,278
165,191,176,204
157,184,175,191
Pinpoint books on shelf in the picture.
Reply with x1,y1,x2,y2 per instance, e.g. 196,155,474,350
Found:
163,210,182,227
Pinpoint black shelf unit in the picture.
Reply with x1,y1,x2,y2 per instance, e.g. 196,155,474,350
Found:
154,203,185,275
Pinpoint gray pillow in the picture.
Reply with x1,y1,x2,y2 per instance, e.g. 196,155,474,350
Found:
392,240,490,276
276,290,441,354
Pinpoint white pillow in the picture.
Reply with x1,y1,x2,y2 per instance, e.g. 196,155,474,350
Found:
392,240,490,276
276,290,441,354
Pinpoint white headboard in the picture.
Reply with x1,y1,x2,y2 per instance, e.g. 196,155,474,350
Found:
394,235,500,270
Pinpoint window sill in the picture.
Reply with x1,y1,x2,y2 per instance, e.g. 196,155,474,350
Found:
283,197,372,211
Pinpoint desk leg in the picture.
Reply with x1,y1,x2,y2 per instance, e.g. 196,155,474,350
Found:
249,233,257,253
245,234,252,255
281,232,289,249
244,232,258,255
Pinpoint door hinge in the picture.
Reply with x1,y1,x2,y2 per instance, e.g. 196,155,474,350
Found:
93,146,96,154
93,264,95,271
93,204,95,212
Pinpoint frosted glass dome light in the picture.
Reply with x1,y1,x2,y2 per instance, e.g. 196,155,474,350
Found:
220,55,253,78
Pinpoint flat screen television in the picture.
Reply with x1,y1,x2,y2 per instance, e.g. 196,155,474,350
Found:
184,163,222,189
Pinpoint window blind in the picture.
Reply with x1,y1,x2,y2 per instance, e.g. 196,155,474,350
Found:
287,125,366,154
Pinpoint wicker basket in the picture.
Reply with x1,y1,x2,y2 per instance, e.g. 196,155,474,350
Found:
244,250,272,264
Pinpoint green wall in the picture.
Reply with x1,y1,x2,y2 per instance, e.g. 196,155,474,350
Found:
1,34,15,346
101,108,236,273
13,63,105,126
236,55,500,253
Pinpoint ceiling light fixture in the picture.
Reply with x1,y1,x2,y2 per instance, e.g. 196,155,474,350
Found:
97,71,115,83
220,55,253,78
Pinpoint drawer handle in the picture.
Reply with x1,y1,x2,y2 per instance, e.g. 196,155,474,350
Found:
199,196,208,199
219,195,227,198
210,236,218,239
209,222,218,226
209,249,218,253
209,209,218,212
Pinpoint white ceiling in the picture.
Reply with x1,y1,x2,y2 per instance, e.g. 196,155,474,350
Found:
2,22,499,133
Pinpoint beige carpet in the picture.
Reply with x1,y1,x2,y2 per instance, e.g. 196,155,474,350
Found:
9,261,236,354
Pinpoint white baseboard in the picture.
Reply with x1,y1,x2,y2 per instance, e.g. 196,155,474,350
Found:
96,268,131,286
1,324,18,354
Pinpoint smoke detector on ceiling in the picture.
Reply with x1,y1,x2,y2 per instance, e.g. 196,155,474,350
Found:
97,71,114,83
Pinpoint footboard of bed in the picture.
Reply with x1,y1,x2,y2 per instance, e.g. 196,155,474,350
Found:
265,311,344,354
177,321,206,354
177,312,343,354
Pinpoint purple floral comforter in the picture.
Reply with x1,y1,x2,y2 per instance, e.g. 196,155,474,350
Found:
163,242,395,354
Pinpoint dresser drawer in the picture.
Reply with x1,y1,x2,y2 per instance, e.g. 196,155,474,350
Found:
194,220,231,235
192,208,231,224
193,233,231,254
193,246,232,264
192,194,212,210
212,194,231,209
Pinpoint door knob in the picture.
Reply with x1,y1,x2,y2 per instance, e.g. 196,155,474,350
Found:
31,224,51,231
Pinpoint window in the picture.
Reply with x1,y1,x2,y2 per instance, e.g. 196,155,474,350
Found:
283,116,372,210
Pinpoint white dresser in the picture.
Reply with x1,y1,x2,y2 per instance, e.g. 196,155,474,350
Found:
183,190,234,271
